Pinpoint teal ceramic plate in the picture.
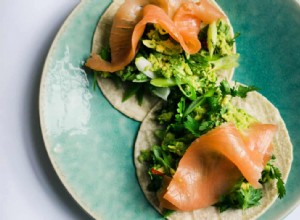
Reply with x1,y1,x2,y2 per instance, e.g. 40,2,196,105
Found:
39,0,300,219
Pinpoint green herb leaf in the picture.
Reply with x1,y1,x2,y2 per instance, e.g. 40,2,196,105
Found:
122,83,142,102
260,156,286,199
177,79,197,101
233,84,258,98
277,178,286,199
220,80,258,98
184,89,215,116
184,115,201,137
207,96,221,111
184,96,205,117
151,145,175,176
220,80,231,95
215,180,262,212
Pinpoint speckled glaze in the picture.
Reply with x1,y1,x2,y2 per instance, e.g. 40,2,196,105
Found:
39,0,300,219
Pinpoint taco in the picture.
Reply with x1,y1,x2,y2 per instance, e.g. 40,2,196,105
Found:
86,0,238,121
134,89,293,219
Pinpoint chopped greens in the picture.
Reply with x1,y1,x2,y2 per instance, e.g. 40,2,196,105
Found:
215,179,263,212
94,20,239,102
260,155,286,199
216,155,286,212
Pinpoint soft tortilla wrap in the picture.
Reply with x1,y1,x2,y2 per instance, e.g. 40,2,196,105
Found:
91,0,236,121
134,91,293,219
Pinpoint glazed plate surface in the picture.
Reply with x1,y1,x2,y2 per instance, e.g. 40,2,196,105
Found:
39,0,300,219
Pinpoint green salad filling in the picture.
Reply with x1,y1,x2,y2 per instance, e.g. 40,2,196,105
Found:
94,19,285,212
95,20,239,102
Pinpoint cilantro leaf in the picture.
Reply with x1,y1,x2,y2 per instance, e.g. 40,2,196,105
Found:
184,115,201,136
233,84,258,98
215,180,262,212
220,80,231,95
277,178,286,199
220,80,258,98
260,156,286,199
239,184,262,210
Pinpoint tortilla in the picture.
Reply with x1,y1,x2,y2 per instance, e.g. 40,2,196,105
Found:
91,0,236,121
134,91,293,219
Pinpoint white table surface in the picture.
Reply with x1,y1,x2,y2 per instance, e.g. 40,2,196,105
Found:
0,0,299,219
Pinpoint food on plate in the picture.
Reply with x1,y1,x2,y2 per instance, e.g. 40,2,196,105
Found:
86,0,238,121
85,0,293,219
135,90,293,219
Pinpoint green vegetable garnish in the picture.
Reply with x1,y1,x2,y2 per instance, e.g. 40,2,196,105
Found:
215,180,263,212
260,155,286,199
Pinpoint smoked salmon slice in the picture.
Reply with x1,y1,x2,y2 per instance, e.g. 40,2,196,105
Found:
135,5,202,55
86,0,147,72
86,0,224,72
173,0,225,54
160,123,277,211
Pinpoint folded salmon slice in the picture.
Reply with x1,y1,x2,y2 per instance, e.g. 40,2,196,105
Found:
173,0,225,54
86,0,147,72
134,5,202,55
86,0,224,72
161,123,277,211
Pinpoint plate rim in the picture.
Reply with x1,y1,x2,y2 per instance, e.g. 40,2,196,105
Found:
37,0,300,219
38,1,101,219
